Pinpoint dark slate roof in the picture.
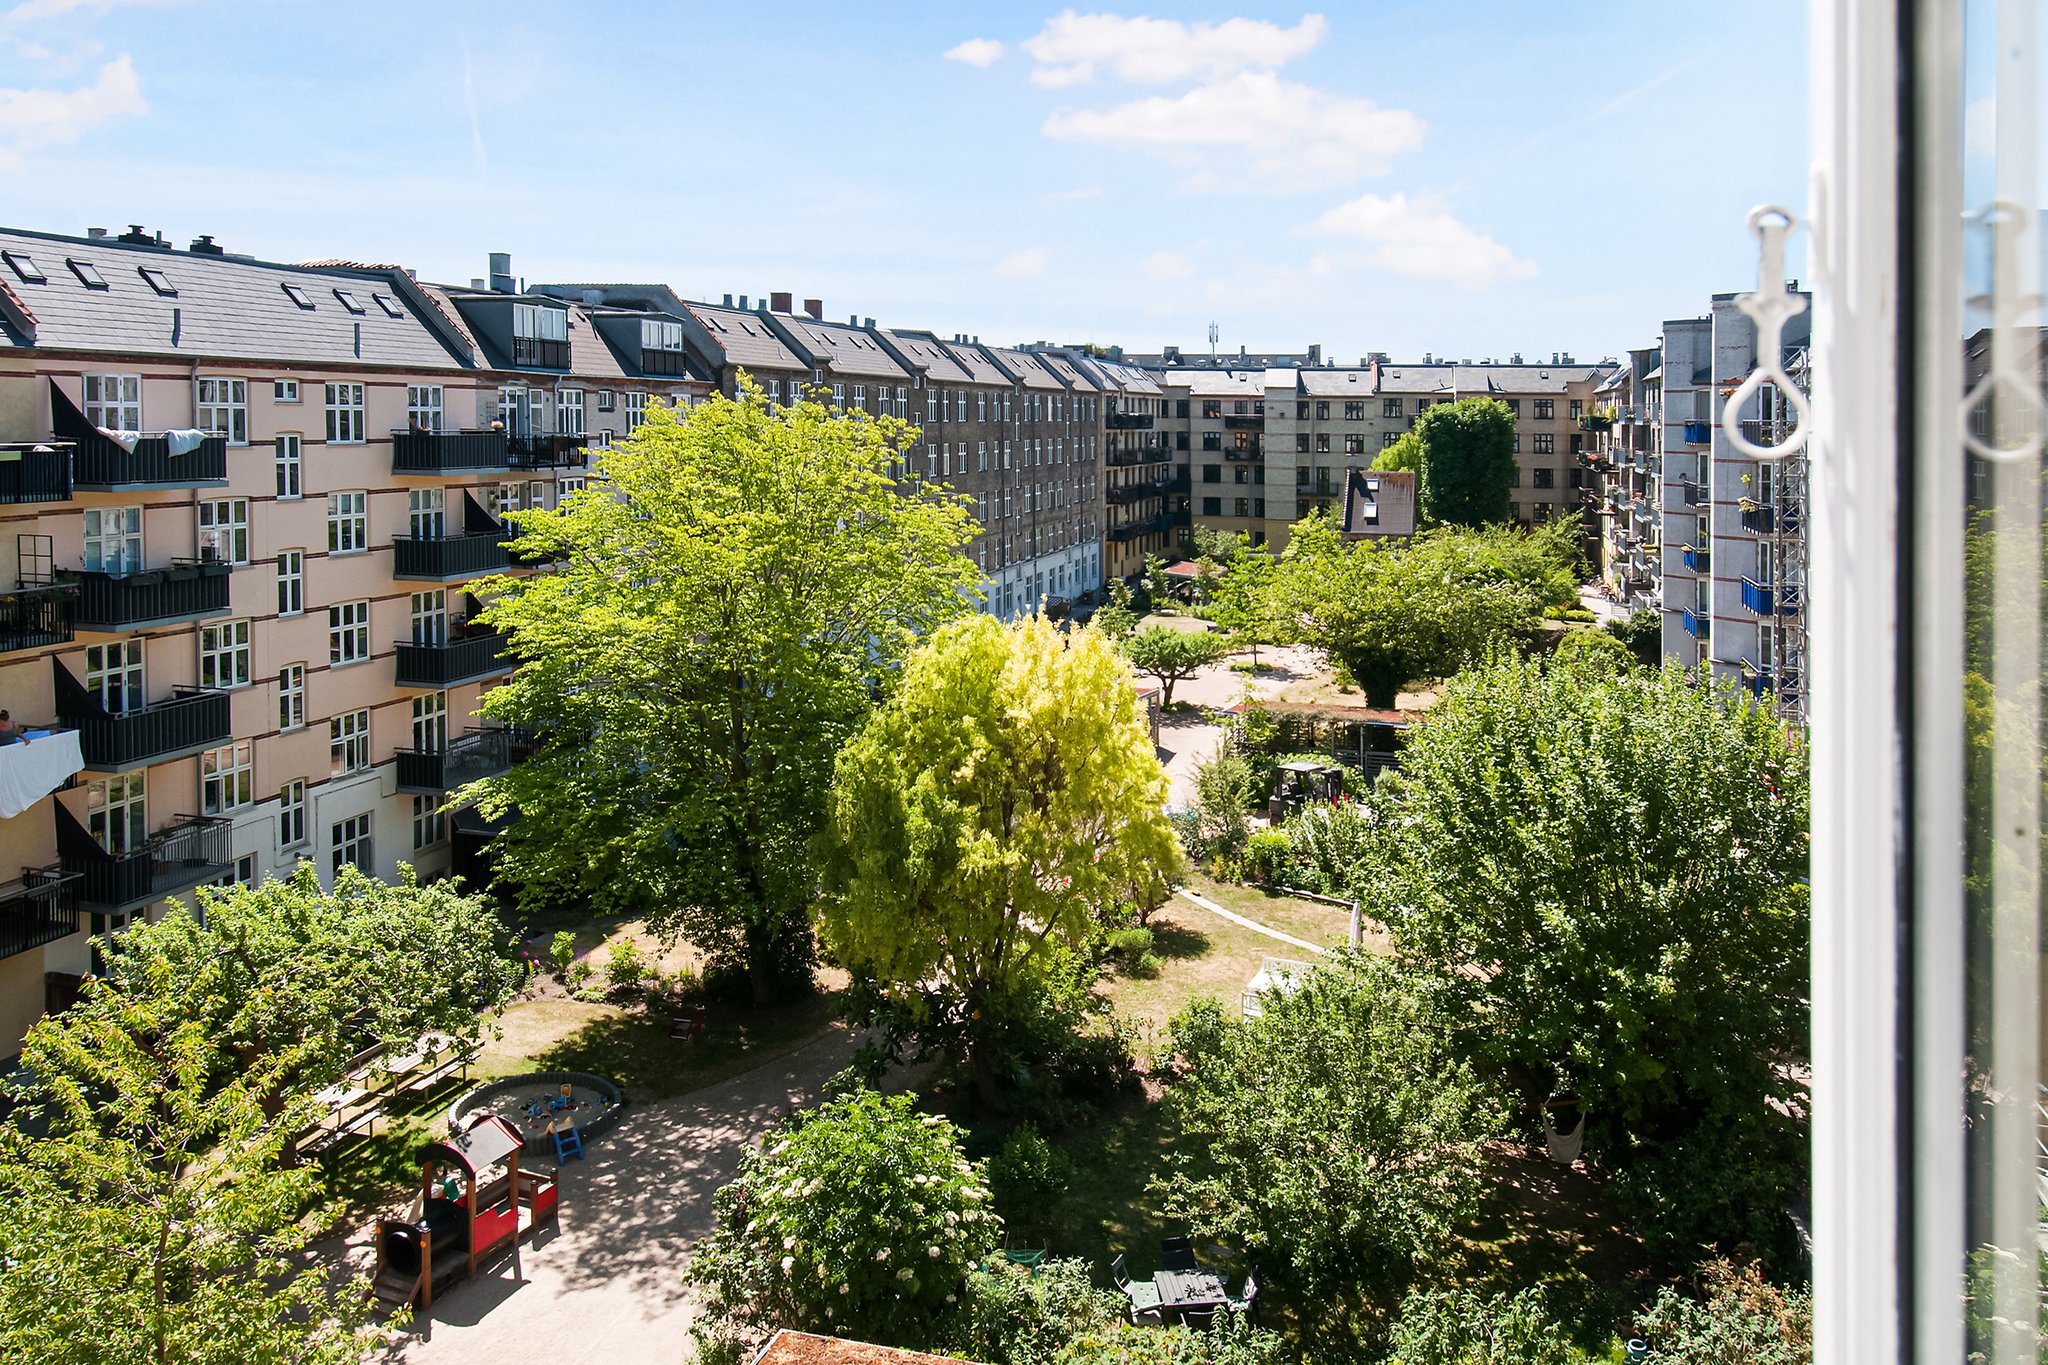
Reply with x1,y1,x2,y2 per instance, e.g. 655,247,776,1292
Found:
776,317,909,381
686,301,808,371
1299,368,1376,396
1343,468,1417,539
942,342,1011,387
1033,352,1098,391
0,227,468,370
886,331,973,383
990,346,1063,390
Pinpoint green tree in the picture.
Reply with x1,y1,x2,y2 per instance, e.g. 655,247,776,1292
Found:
1157,964,1502,1349
819,614,1179,1104
1143,553,1174,610
685,1090,1000,1357
1363,656,1810,1259
1604,606,1664,667
1121,624,1232,707
1207,538,1283,668
1371,429,1423,474
1551,625,1635,671
1091,576,1140,642
1268,515,1535,708
1410,396,1517,526
468,385,980,1002
1386,1286,1582,1365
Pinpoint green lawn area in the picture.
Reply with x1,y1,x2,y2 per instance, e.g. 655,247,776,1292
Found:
1182,871,1388,954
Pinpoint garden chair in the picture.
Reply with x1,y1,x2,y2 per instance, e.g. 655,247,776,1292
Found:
1159,1236,1198,1273
1226,1270,1259,1322
1110,1254,1163,1325
669,1004,707,1042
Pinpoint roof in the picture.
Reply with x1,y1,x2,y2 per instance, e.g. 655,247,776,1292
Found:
1299,368,1377,396
942,342,1010,386
776,316,910,381
1374,363,1611,396
565,305,628,381
752,1331,973,1365
1034,351,1098,391
422,1114,525,1177
989,346,1063,390
1161,369,1264,398
1341,467,1417,540
886,330,973,383
0,227,468,369
1259,698,1424,725
686,301,808,372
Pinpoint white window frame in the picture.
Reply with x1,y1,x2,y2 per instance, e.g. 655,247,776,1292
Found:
330,812,372,877
278,661,306,730
409,590,447,646
200,740,253,815
196,376,248,445
275,433,303,499
87,770,146,856
198,497,249,565
274,377,300,404
328,600,370,666
278,778,308,850
198,619,251,690
83,373,141,430
327,491,368,554
625,391,648,431
277,549,304,617
406,384,444,432
82,505,142,574
329,710,371,776
84,640,143,715
323,382,366,444
413,794,445,850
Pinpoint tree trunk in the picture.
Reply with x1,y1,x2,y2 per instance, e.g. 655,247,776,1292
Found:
966,1035,1001,1110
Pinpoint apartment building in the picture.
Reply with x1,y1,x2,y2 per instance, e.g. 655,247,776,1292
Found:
0,228,702,1057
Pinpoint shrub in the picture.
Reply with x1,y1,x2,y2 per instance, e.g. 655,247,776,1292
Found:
1101,927,1156,973
1279,801,1378,900
1052,1314,1289,1365
567,959,593,987
603,937,649,994
684,1090,1002,1355
1243,830,1297,886
1191,752,1260,867
1634,1259,1811,1364
938,1259,1124,1365
1386,1285,1581,1364
985,1124,1073,1241
548,930,577,976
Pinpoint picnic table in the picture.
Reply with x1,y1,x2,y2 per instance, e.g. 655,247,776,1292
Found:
299,1033,475,1155
1153,1268,1228,1321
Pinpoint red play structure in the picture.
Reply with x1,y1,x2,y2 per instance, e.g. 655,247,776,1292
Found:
372,1113,560,1313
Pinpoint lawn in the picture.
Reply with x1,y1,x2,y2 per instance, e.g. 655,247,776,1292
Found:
1100,901,1274,1036
1180,872,1369,952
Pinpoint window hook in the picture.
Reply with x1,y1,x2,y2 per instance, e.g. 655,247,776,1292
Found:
1723,206,1812,462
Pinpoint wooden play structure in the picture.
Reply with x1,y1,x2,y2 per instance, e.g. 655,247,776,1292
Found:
1266,759,1345,823
372,1113,560,1313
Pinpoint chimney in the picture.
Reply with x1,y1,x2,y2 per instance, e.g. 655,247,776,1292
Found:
803,298,823,319
850,315,859,326
471,278,488,290
1308,343,1322,366
771,291,793,313
188,234,224,256
488,251,515,293
723,294,734,307
864,317,875,329
118,224,154,245
86,226,108,239
1423,351,1433,365
738,295,749,310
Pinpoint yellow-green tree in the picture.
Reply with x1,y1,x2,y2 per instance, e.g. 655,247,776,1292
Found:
819,615,1180,1104
467,385,981,1003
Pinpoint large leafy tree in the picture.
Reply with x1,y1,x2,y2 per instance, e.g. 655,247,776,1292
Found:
1361,655,1810,1259
470,386,981,1002
819,614,1180,1103
1266,515,1537,708
1121,624,1231,706
1408,396,1517,526
1157,960,1502,1350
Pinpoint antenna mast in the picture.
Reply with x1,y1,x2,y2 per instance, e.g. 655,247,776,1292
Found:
1208,321,1219,365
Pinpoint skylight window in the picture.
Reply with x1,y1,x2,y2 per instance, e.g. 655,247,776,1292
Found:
138,266,176,297
332,289,367,315
2,251,45,284
372,293,404,319
281,282,314,309
67,259,107,290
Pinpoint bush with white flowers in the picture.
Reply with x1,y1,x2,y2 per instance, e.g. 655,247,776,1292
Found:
685,1089,1001,1352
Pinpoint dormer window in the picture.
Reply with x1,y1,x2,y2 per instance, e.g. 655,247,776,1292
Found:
372,292,404,318
139,266,176,296
3,251,45,283
641,319,685,351
68,259,108,290
281,282,314,309
333,289,367,315
511,302,568,367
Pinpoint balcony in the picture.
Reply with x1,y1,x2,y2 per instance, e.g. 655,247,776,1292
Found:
640,347,690,377
1578,413,1614,432
1222,414,1264,429
0,584,75,654
395,726,518,794
392,428,511,475
509,433,589,470
1682,421,1713,445
1739,502,1802,535
1681,544,1710,573
1107,480,1168,506
1741,578,1803,616
511,336,569,369
55,664,231,771
1224,445,1264,462
1681,606,1708,639
1105,412,1155,430
1108,513,1174,543
394,628,514,688
55,808,232,914
1105,450,1147,468
0,441,74,503
394,530,511,581
68,431,228,491
69,560,231,632
0,871,80,960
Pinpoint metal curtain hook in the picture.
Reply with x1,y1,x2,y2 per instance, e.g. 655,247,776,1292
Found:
1959,199,2045,466
1723,205,1813,462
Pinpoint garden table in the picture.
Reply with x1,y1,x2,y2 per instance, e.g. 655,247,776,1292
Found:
1152,1269,1227,1320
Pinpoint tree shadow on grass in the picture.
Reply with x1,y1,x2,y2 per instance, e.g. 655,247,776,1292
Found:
528,992,844,1104
1147,921,1212,961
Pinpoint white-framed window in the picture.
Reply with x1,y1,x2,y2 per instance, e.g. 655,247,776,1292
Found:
327,491,367,553
274,377,300,403
409,590,447,645
927,390,940,422
831,383,845,407
406,384,443,432
278,779,307,850
87,770,146,856
407,487,444,538
559,475,585,498
201,740,253,814
330,710,370,775
895,386,907,416
323,382,365,444
413,794,445,850
276,549,304,616
82,505,142,574
640,318,684,352
83,373,141,430
558,388,585,437
330,812,372,877
625,391,647,431
766,380,782,406
852,384,866,409
328,600,370,664
412,692,446,751
199,619,251,690
597,389,617,413
198,498,249,565
511,302,567,342
278,662,306,730
196,377,248,445
84,640,143,715
275,433,302,499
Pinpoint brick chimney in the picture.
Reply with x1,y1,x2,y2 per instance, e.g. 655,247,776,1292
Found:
803,298,823,320
771,291,793,313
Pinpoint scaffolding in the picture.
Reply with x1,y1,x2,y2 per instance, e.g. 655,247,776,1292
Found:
1724,349,1809,728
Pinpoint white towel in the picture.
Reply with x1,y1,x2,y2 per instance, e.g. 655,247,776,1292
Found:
165,429,211,455
96,426,142,453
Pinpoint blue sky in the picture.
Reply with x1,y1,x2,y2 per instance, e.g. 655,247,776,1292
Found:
2,0,1808,362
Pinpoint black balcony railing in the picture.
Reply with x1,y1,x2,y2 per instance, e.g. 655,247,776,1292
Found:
510,336,569,369
1740,503,1802,535
510,433,589,469
0,441,74,503
640,348,689,377
1222,414,1264,429
393,530,511,580
1105,412,1155,430
0,584,75,654
56,663,232,771
395,727,518,794
0,871,80,960
1108,513,1174,543
55,808,232,913
1224,446,1264,461
69,560,231,632
68,432,229,490
394,629,514,688
392,429,511,475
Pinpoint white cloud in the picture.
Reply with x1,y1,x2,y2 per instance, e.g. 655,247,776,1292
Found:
944,37,1005,69
994,247,1049,279
0,53,145,172
1139,249,1197,282
1023,11,1326,88
1306,193,1537,291
4,0,181,21
1043,72,1424,190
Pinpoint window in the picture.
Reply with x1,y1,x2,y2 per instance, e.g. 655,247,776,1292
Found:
625,391,647,431
1504,399,1521,415
1296,434,1311,453
330,711,371,775
278,662,306,730
412,692,446,751
281,282,314,309
324,383,365,443
1201,401,1222,419
1534,400,1554,420
1202,432,1222,452
1345,435,1365,455
278,779,307,850
68,258,107,289
405,385,443,432
557,388,584,436
559,475,585,498
83,373,141,430
332,288,367,315
640,318,684,352
1315,401,1330,420
1315,434,1331,453
1382,431,1400,448
199,619,252,690
831,383,845,406
87,771,146,856
84,641,143,714
1532,467,1556,489
195,377,247,443
330,813,372,877
274,378,300,403
409,590,447,645
408,487,444,538
201,741,253,814
3,250,45,283
198,498,249,565
82,505,142,573
328,601,370,665
512,302,568,341
1234,497,1250,518
274,433,302,498
413,795,445,850
373,293,405,319
1532,433,1555,455
326,491,367,553
852,385,866,409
